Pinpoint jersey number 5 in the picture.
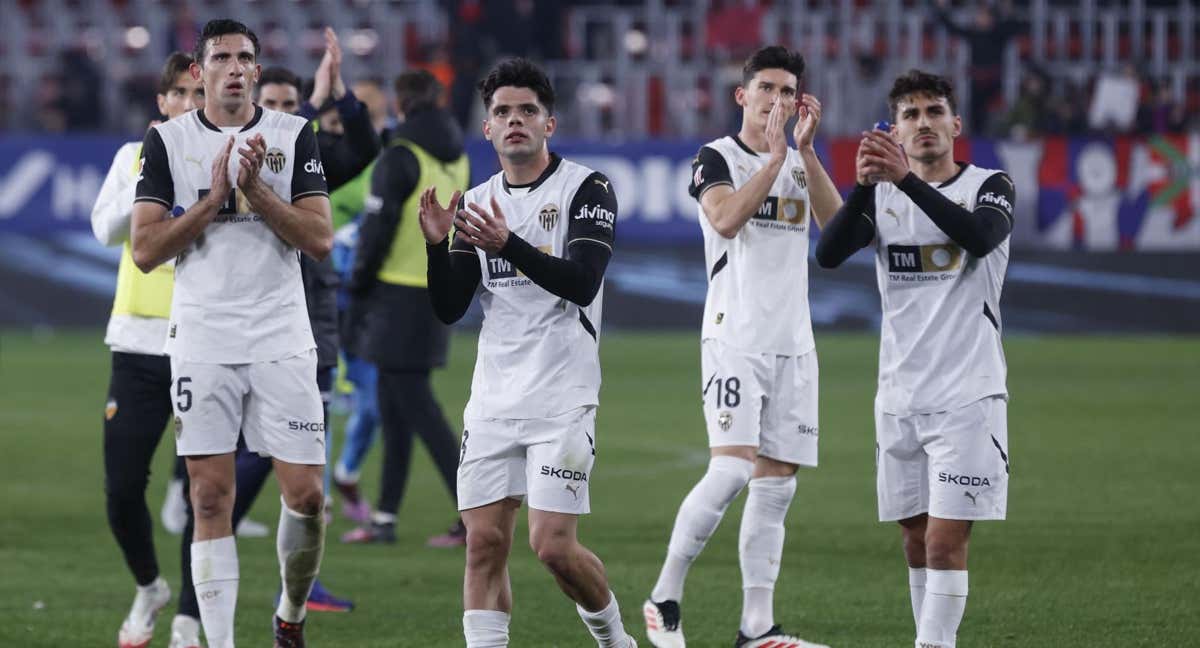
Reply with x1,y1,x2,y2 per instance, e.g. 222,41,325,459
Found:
176,377,193,412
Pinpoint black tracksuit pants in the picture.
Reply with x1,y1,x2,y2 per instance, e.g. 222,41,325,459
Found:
103,351,174,586
375,370,459,515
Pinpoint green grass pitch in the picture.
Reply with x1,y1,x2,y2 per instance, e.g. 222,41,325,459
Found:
1,330,1197,647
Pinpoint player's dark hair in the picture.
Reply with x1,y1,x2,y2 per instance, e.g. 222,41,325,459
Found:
259,66,301,93
888,69,958,118
741,45,806,86
478,58,555,114
157,52,195,95
395,69,442,115
194,19,261,65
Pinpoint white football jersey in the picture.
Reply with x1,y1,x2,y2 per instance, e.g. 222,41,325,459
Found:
873,164,1010,415
458,155,614,420
135,106,328,363
691,136,815,356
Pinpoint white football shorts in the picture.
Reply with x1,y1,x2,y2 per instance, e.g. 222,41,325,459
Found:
458,406,597,515
170,349,325,464
700,338,819,467
876,395,1009,522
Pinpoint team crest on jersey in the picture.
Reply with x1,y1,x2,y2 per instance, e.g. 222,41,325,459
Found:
792,168,807,188
105,398,118,421
264,147,286,173
718,411,733,431
539,204,559,231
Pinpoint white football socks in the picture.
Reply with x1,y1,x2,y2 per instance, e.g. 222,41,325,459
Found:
463,609,510,648
275,498,326,624
909,567,927,628
738,475,797,637
651,456,753,602
916,569,968,648
578,591,633,647
191,535,238,648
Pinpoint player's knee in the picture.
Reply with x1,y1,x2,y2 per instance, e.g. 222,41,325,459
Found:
190,479,232,521
924,534,967,568
282,482,325,517
465,525,509,566
532,538,573,574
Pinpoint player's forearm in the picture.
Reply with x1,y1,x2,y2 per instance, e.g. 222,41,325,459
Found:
896,173,1011,257
706,157,784,238
131,199,218,272
427,238,480,323
815,184,876,269
799,147,843,229
246,185,333,260
499,234,610,307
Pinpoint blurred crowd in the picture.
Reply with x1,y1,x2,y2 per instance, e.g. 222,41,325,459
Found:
10,0,1200,139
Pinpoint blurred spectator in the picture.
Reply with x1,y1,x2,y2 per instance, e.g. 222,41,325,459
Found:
933,0,1020,134
166,5,199,57
33,74,67,132
1045,79,1088,136
1000,70,1052,140
706,0,767,60
1088,64,1140,134
1138,80,1187,134
352,77,395,135
58,47,105,131
842,54,892,135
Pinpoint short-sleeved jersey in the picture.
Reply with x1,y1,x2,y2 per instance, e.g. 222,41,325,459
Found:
458,155,615,420
135,106,328,363
872,164,1012,415
690,136,815,356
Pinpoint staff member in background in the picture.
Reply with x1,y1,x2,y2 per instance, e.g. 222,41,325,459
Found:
92,52,205,648
340,69,469,547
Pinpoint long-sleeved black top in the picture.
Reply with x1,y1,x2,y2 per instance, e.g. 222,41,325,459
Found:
816,166,1015,268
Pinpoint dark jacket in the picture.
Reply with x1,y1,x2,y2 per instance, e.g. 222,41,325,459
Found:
349,107,465,371
302,89,382,369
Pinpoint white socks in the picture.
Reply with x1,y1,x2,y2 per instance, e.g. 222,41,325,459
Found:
275,498,326,624
737,475,797,637
909,567,927,627
916,569,968,648
191,536,238,648
651,456,753,602
578,591,633,647
464,609,510,648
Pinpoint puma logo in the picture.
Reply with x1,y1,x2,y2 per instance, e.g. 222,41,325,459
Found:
564,483,579,500
592,178,610,193
185,155,205,171
885,207,900,225
964,490,978,505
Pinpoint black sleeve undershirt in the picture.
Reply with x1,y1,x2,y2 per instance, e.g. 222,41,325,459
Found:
896,171,1014,258
815,183,876,268
498,171,617,307
427,231,481,324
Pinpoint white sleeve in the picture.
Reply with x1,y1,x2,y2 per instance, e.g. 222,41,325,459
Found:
90,143,139,246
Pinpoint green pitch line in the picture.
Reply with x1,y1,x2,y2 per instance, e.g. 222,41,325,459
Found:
0,330,1197,646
